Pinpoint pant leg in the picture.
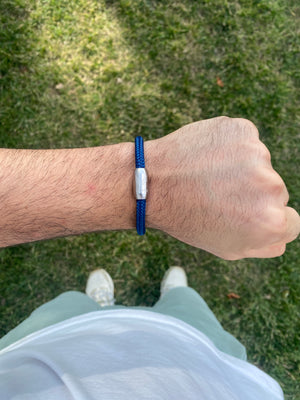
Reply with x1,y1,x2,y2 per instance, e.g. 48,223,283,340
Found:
1,288,247,361
0,291,101,351
152,286,247,361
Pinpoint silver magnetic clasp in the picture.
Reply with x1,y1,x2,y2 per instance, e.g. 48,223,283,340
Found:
135,168,148,200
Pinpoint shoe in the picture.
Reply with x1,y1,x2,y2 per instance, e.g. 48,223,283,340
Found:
85,269,115,307
160,266,188,298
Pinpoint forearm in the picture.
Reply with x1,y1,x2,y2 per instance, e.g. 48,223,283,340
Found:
0,144,136,247
1,116,299,258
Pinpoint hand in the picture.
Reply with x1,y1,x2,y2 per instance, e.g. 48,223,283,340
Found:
145,117,300,260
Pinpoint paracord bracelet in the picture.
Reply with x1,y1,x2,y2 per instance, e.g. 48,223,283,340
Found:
135,136,147,235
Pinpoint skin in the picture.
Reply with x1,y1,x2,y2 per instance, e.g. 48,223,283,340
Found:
0,116,299,259
0,144,136,247
146,117,300,259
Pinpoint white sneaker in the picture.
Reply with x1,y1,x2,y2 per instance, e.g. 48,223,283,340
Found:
160,266,188,298
85,269,115,307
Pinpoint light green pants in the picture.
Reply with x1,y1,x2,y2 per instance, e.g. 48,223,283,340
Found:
0,287,246,360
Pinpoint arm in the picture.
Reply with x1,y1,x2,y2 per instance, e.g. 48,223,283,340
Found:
0,144,136,247
1,116,299,259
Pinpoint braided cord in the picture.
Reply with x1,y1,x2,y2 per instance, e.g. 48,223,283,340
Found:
135,136,145,168
136,199,146,235
135,136,146,235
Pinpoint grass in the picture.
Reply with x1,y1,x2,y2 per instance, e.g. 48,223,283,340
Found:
0,0,299,398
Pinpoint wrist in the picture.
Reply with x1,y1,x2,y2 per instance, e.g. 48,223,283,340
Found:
144,138,167,231
94,141,136,231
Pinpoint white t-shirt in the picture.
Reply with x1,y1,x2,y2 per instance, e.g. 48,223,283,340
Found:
0,310,283,399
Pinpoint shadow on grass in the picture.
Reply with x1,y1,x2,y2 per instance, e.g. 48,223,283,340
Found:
0,0,95,149
0,0,41,147
0,0,33,75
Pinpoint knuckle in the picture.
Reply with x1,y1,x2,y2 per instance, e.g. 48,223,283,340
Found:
258,143,271,163
244,142,271,165
253,167,286,196
269,175,287,200
234,118,259,138
268,209,288,235
266,174,285,194
274,182,287,199
215,116,232,129
217,116,231,122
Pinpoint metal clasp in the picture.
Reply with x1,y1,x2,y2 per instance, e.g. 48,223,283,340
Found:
135,168,148,200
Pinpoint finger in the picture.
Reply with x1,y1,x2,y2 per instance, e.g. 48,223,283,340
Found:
261,206,300,246
244,207,300,258
244,243,286,259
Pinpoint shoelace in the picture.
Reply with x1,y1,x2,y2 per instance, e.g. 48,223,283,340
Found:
90,288,115,307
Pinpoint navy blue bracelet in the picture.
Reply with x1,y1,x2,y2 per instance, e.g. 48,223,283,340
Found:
135,136,147,235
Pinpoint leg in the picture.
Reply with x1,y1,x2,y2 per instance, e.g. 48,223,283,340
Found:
0,269,122,350
152,268,247,361
0,268,118,350
0,291,100,350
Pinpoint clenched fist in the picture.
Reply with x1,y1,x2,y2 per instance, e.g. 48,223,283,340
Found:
145,117,300,260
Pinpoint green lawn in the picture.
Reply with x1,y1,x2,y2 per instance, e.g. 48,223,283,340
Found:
0,0,299,398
